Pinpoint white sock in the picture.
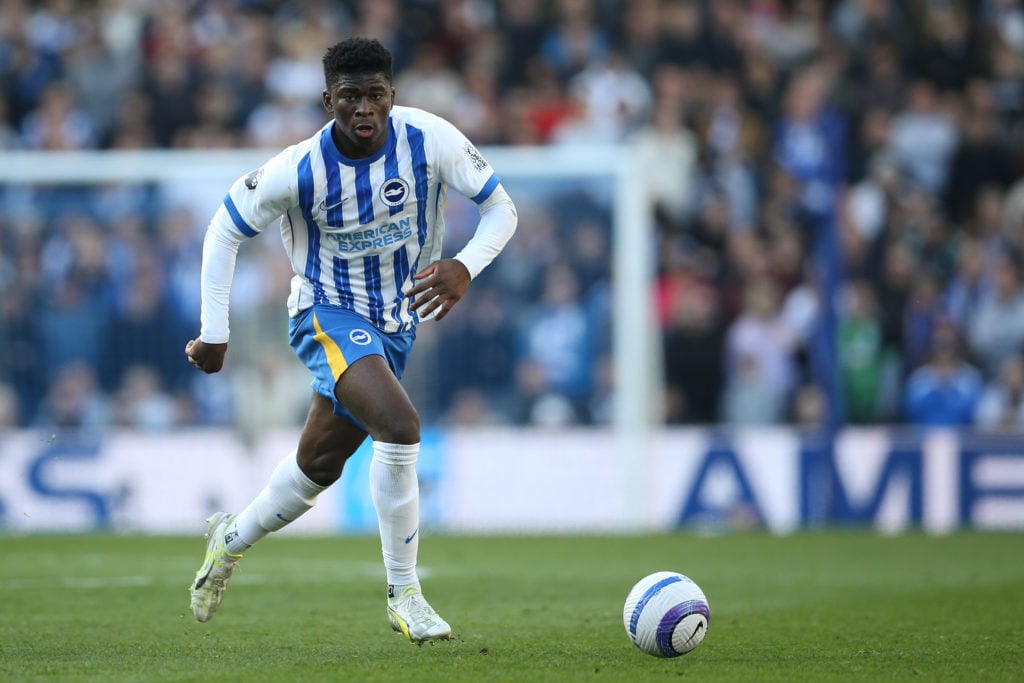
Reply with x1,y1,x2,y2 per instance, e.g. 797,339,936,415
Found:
224,451,326,555
370,441,420,587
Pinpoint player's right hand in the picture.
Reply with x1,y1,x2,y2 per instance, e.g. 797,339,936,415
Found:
185,338,228,374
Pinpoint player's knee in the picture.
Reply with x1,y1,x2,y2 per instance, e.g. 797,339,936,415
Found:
296,436,353,486
373,408,420,445
296,450,344,487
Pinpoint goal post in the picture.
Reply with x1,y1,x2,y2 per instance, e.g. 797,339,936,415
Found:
1,145,658,530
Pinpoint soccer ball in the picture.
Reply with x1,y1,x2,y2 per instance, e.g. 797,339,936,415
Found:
623,571,710,658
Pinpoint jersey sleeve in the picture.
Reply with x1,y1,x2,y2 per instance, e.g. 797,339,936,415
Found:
453,183,517,279
429,117,502,206
428,116,517,278
209,148,298,239
198,148,298,343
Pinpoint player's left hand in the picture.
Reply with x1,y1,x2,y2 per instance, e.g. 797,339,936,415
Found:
407,259,471,321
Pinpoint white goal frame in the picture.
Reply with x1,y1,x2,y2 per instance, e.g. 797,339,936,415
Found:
2,146,657,529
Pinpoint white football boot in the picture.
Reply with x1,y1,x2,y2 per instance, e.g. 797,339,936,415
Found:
387,584,452,643
189,512,242,622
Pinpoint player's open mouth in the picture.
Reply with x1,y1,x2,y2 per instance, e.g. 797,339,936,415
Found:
355,124,375,138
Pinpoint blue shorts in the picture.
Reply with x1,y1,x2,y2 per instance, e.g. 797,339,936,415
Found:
289,305,416,425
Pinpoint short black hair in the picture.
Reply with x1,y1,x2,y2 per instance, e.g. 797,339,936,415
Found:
322,37,394,87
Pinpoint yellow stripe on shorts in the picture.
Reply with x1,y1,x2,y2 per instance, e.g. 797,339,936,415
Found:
312,312,348,380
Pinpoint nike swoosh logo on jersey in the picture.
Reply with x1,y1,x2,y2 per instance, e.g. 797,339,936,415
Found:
318,196,350,212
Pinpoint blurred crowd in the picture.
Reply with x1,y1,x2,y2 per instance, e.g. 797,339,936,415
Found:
2,0,1024,433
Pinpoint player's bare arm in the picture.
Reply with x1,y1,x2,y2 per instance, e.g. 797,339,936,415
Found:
407,258,471,321
185,338,228,374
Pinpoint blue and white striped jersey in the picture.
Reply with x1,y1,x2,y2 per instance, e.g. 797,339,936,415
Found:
210,105,501,334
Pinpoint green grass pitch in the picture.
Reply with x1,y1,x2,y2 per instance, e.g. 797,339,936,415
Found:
1,531,1022,682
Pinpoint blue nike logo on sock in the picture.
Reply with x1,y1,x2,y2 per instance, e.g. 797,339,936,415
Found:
405,529,418,544
276,513,291,522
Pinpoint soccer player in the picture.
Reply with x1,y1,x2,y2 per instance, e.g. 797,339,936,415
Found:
184,37,517,643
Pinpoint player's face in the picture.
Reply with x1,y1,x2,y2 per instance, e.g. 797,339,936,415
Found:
323,72,395,159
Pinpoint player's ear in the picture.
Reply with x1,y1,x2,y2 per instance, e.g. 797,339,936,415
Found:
323,90,333,113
